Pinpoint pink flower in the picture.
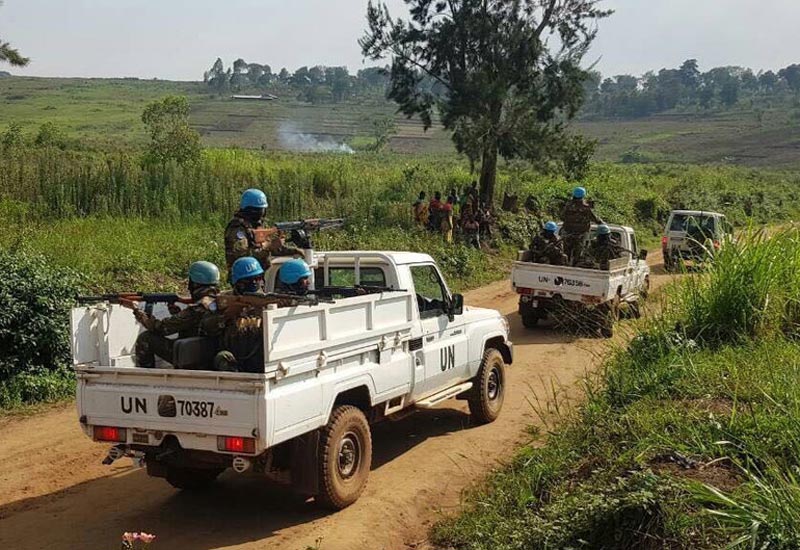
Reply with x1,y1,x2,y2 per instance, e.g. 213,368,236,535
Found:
138,533,156,544
122,533,137,544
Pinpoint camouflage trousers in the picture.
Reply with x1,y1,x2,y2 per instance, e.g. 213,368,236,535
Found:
134,331,174,368
562,231,588,265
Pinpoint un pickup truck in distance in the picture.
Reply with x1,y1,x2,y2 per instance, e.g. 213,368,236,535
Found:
70,252,512,509
511,224,650,337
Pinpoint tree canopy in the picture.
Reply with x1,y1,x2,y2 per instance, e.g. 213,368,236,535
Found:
0,2,29,67
360,0,611,203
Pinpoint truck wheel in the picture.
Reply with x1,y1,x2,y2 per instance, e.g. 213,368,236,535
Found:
521,309,539,329
165,466,222,490
468,349,506,424
317,405,372,510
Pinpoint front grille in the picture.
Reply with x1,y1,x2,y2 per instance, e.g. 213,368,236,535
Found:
409,337,423,352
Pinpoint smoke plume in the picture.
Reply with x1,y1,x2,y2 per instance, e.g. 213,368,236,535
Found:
278,122,354,154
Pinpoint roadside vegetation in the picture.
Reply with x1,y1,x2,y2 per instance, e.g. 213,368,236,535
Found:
434,229,800,549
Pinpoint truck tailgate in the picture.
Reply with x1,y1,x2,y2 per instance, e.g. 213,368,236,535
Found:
511,260,626,298
77,367,265,439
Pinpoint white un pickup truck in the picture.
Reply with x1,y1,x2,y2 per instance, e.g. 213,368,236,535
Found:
70,251,512,509
511,224,650,337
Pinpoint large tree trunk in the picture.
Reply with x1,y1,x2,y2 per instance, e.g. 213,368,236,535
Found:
479,141,498,207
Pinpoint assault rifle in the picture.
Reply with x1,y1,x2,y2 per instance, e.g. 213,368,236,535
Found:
216,292,332,320
315,285,407,299
76,293,193,315
252,218,345,249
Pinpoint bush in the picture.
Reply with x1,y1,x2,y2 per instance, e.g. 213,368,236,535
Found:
0,248,82,408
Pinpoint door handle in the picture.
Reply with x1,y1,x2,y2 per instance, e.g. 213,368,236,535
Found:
449,330,463,336
426,336,435,342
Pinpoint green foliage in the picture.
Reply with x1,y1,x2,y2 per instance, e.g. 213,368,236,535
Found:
1,120,22,150
0,248,81,409
141,95,201,164
435,232,800,549
34,121,68,149
361,0,611,202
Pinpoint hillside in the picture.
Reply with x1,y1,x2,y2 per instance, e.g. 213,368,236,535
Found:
1,76,798,166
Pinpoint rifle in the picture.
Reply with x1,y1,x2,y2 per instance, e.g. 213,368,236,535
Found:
315,286,407,299
216,292,332,320
76,293,193,315
252,218,346,249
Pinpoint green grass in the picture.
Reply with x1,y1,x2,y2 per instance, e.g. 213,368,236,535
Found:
2,76,800,165
433,230,800,549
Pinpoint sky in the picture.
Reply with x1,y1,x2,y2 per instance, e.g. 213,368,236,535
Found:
1,0,798,80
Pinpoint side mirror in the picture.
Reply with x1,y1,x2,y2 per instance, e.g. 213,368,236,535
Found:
449,294,464,319
639,250,648,261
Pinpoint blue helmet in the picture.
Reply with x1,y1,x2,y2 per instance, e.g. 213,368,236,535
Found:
597,224,611,236
188,261,220,285
279,259,312,285
231,257,264,284
572,187,587,199
544,221,559,233
240,189,268,210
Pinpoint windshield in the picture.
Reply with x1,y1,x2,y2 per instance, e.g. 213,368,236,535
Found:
669,214,717,234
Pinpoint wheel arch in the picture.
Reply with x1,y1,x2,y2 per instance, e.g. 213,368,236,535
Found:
483,335,512,365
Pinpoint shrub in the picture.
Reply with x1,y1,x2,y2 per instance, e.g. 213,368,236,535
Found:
0,248,82,408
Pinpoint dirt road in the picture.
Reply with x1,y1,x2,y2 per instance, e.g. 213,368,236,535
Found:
0,261,671,550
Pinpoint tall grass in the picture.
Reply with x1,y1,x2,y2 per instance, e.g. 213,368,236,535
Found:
434,230,800,549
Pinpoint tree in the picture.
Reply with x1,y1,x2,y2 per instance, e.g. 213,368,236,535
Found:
34,122,68,148
1,121,23,150
141,96,201,164
206,58,229,94
0,1,29,67
759,70,779,93
361,0,611,204
779,64,800,94
370,115,397,151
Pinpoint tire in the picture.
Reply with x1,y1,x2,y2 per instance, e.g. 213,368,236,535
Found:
468,349,506,424
165,466,222,490
317,405,372,510
521,309,539,329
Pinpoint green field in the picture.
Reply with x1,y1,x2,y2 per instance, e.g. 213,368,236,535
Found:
2,76,799,165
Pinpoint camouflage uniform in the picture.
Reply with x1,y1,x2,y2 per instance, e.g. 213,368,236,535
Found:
588,236,624,270
561,199,602,264
224,211,303,276
213,313,264,373
134,297,222,369
529,232,567,266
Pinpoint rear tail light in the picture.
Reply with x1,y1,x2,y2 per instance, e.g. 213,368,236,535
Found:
93,426,127,443
517,287,534,296
661,236,668,248
217,436,256,454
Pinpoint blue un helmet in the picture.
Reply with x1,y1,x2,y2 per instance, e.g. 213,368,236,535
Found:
597,224,611,236
279,259,312,285
188,261,220,286
544,221,559,233
572,187,587,200
240,189,269,210
231,257,265,284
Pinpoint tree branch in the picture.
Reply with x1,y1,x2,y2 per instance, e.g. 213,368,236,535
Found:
533,0,559,39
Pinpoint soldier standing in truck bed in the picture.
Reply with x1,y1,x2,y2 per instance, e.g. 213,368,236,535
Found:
224,189,303,279
529,221,567,266
561,186,603,265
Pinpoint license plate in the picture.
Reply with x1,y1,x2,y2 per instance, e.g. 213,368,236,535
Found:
532,300,539,308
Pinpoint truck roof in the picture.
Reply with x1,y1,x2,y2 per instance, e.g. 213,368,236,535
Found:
670,210,724,217
315,251,435,266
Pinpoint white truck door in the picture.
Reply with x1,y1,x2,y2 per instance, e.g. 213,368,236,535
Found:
409,264,468,397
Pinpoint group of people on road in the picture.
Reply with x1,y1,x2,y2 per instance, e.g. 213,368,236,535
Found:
412,182,494,248
528,186,624,269
133,188,314,374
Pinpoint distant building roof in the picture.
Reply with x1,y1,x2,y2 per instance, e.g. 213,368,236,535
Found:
231,94,278,101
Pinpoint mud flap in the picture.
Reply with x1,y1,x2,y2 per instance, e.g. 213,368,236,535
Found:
291,430,320,496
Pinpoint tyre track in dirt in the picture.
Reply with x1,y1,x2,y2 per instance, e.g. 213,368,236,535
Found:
0,256,673,550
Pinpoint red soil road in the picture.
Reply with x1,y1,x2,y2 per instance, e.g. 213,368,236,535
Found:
0,257,671,550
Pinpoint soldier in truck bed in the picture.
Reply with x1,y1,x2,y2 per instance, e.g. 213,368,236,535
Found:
529,221,567,266
133,262,222,369
561,186,603,265
224,188,303,278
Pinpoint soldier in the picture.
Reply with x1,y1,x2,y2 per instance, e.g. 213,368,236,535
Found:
561,186,603,265
276,258,313,295
133,261,222,369
588,224,624,269
529,221,567,265
214,257,266,373
224,188,303,279
412,191,429,227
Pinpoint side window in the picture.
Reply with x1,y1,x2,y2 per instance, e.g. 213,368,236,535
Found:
319,267,387,287
410,265,448,319
629,233,638,256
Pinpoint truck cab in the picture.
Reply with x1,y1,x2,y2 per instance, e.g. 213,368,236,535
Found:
71,251,512,509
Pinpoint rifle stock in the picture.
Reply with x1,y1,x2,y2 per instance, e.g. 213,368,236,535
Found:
252,218,346,246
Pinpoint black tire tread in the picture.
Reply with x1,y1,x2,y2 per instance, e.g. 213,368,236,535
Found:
468,348,505,424
317,405,372,510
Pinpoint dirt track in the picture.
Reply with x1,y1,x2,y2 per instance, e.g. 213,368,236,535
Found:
0,259,671,550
